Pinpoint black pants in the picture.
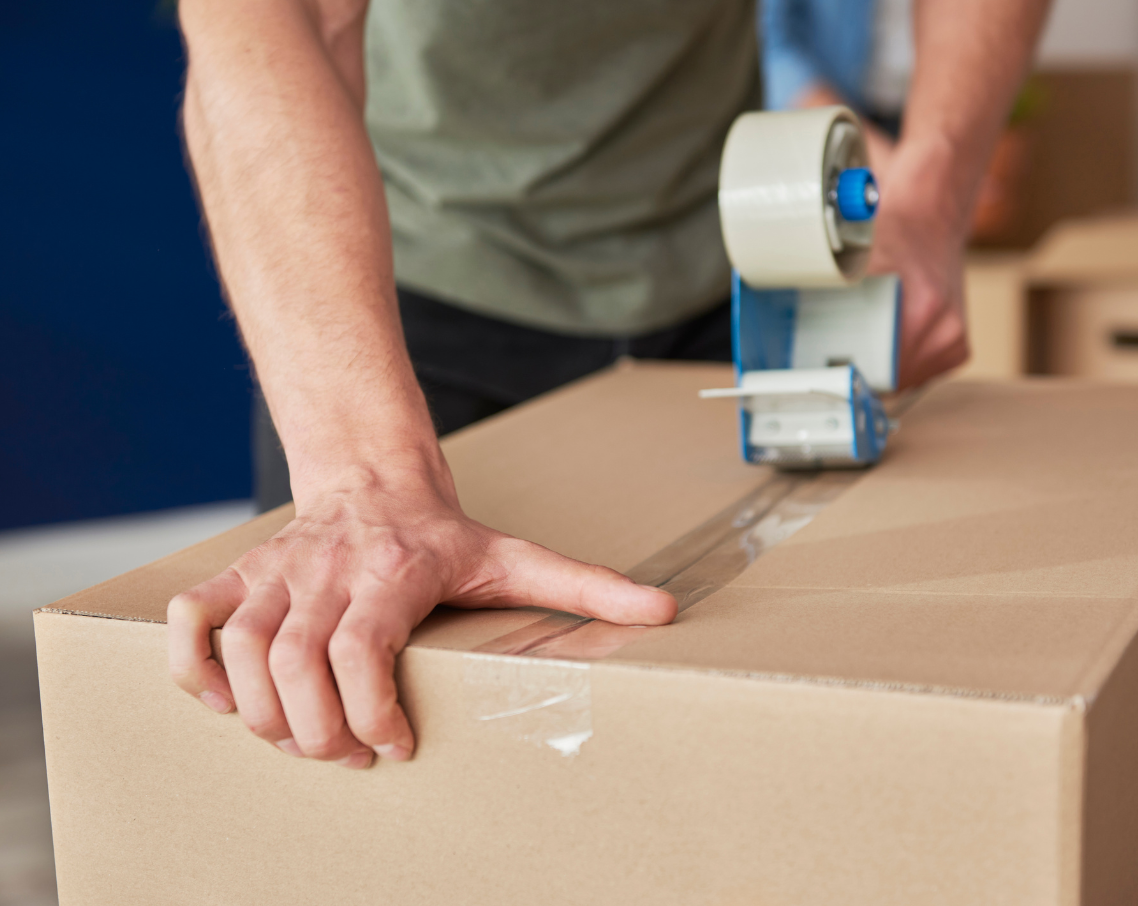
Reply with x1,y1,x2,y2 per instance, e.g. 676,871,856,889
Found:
254,286,732,511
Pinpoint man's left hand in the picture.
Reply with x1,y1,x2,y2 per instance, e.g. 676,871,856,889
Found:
868,134,972,390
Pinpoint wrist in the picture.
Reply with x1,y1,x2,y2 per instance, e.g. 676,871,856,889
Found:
258,353,453,502
288,444,456,512
271,394,454,508
886,132,975,241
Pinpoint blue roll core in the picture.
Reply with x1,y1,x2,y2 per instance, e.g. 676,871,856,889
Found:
836,167,878,222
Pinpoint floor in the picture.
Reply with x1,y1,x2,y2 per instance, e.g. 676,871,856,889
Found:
0,501,256,906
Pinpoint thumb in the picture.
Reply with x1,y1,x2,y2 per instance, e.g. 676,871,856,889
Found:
478,538,678,626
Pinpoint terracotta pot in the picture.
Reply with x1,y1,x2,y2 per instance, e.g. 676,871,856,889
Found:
970,127,1032,243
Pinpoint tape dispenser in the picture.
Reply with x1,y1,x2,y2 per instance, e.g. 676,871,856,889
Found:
700,106,900,468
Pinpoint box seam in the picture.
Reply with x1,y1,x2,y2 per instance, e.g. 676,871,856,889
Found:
36,610,1096,708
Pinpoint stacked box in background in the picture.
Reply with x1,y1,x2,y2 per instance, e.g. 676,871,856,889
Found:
1027,215,1138,379
960,214,1138,382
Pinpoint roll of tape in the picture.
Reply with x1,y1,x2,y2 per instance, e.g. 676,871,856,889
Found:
719,106,872,288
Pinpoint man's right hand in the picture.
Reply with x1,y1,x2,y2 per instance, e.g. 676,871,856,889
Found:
168,462,677,768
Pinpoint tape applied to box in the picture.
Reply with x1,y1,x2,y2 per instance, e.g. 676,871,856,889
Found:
463,654,593,756
463,471,857,755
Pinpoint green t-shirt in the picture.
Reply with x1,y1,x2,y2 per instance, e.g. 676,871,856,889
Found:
363,0,759,336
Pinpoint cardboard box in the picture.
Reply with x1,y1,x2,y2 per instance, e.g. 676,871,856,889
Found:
1044,285,1138,380
959,252,1028,379
1026,214,1138,381
35,361,1138,905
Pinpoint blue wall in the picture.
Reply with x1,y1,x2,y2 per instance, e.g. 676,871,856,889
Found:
1,1,253,531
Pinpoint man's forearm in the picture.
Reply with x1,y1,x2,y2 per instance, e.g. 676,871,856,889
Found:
903,0,1051,227
863,0,1050,386
180,0,442,502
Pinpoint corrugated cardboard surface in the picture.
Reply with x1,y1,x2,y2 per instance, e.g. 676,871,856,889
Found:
604,380,1138,699
36,615,1080,905
35,363,1138,904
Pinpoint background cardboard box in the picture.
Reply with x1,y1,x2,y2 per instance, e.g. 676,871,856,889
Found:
959,213,1138,382
1026,214,1138,380
35,362,1138,905
959,253,1029,379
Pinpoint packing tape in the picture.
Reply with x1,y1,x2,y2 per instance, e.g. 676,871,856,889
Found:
473,471,855,657
461,472,856,756
719,106,871,288
463,653,593,757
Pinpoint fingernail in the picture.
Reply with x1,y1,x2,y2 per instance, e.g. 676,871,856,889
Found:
336,751,374,770
373,743,411,762
199,690,233,714
275,737,304,757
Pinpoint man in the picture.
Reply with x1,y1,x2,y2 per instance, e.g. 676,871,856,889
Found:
168,0,1051,770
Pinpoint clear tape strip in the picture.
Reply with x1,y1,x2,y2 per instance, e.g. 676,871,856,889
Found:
462,654,594,756
464,466,861,756
474,471,858,662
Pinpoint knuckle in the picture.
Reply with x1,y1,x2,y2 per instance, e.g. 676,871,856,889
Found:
221,613,272,652
235,546,271,576
167,590,205,621
366,535,424,581
321,536,354,565
243,713,284,740
297,547,347,587
302,735,342,761
267,631,318,680
349,701,399,744
349,716,386,743
329,627,400,675
327,628,369,669
168,661,198,688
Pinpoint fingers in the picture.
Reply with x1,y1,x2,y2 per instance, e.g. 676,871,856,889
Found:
480,538,678,626
220,580,295,754
902,331,969,389
170,501,677,775
329,585,417,762
268,590,375,768
168,568,247,713
895,270,969,389
899,292,969,389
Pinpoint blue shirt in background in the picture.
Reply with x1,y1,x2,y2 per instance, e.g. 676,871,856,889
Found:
762,0,877,112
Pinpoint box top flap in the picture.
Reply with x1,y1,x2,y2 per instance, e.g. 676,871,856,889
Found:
43,364,1138,702
600,379,1138,699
